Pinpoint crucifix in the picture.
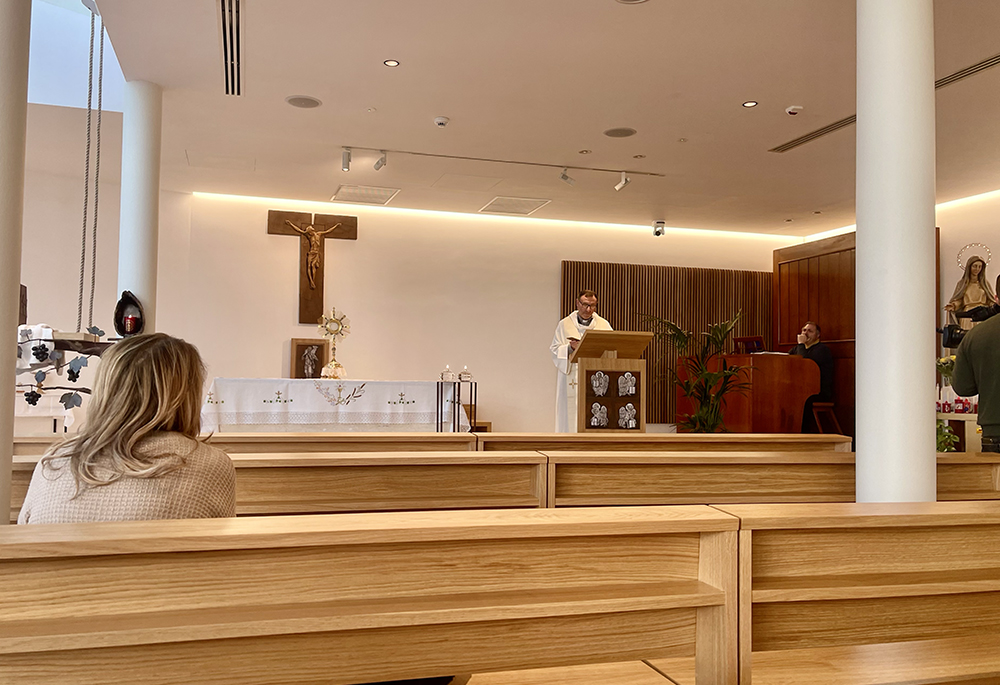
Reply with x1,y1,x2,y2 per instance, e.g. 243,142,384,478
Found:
267,210,358,324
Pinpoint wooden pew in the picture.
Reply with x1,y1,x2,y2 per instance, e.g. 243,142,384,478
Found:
10,451,547,522
543,451,1000,507
12,430,479,456
0,506,739,685
649,501,1000,685
477,432,852,452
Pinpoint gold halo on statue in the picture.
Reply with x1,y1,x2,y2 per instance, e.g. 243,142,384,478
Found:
957,243,991,271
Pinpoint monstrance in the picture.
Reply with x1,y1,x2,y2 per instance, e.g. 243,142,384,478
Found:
318,308,351,379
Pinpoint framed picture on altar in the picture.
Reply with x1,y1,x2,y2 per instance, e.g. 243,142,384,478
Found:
290,338,329,379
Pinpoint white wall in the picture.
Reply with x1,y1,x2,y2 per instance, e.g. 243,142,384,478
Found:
19,174,794,432
158,194,792,432
20,171,1000,432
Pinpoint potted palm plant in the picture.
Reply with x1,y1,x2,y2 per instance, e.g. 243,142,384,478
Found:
645,311,752,433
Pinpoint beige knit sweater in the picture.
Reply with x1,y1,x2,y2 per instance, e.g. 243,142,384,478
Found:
17,432,236,524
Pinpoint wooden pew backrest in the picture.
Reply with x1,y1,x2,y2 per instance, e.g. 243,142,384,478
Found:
714,501,1000,685
477,433,852,452
0,506,739,685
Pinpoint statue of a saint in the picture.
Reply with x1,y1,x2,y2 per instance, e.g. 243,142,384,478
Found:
285,220,341,289
945,256,997,330
301,344,319,378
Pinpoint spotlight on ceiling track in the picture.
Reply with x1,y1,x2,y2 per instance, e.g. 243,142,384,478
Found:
559,168,575,186
374,151,387,171
342,148,352,172
614,171,630,191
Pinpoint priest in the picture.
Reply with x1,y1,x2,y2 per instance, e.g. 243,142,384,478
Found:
550,290,613,432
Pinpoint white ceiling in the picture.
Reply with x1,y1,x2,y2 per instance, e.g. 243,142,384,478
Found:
71,1,1000,235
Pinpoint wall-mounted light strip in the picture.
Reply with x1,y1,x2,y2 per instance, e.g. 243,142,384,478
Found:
193,191,794,241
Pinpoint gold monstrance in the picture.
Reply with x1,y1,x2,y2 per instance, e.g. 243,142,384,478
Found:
318,308,351,379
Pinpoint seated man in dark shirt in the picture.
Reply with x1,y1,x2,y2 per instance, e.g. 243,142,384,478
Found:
789,321,835,432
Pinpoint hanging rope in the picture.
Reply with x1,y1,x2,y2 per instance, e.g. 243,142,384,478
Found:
77,12,96,333
88,16,105,329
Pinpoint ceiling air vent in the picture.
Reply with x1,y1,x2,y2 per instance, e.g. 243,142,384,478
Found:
479,197,551,216
331,185,400,205
770,50,1000,153
219,0,243,96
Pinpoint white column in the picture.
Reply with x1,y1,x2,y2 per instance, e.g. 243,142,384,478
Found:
856,0,937,501
117,81,162,331
0,0,32,524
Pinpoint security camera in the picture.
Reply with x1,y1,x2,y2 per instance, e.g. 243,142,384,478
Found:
653,220,666,237
434,116,450,128
785,106,803,116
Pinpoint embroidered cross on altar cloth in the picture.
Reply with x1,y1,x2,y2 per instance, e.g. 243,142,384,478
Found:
201,378,469,432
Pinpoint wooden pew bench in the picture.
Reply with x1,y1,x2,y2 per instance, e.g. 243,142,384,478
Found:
0,506,739,685
10,451,548,522
12,430,479,456
543,451,1000,507
477,432,852,452
649,501,1000,685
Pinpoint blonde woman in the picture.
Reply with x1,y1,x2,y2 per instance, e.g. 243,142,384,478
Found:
18,333,235,524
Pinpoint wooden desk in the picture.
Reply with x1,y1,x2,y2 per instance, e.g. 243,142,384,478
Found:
0,506,739,685
676,354,819,433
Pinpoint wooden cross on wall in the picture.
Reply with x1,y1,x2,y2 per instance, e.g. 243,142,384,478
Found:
267,210,358,324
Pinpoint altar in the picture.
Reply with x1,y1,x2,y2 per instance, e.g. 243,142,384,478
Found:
201,378,472,433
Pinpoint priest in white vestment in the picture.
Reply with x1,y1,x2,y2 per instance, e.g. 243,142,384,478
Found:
550,290,613,432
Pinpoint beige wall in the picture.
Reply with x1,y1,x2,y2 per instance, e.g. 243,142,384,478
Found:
22,171,1000,432
21,172,794,432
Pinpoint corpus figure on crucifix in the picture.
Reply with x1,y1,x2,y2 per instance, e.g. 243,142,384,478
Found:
285,220,342,289
268,209,358,324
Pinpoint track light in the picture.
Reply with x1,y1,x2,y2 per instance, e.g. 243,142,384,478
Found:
614,171,630,191
342,148,352,172
373,151,387,171
559,168,575,186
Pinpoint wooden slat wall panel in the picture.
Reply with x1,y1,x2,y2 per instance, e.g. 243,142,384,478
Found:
561,261,772,424
772,233,856,439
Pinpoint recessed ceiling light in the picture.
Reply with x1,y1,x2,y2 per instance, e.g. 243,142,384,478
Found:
604,127,637,138
633,154,646,159
367,107,377,113
578,149,592,154
384,60,400,67
785,218,794,222
285,95,322,109
678,138,687,143
616,0,649,4
813,211,823,215
742,101,758,108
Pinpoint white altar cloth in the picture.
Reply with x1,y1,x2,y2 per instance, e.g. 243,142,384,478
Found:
201,378,469,433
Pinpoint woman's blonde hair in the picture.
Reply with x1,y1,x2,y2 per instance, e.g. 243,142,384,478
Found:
42,333,206,489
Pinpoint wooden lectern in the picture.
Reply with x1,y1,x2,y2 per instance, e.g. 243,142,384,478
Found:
675,353,820,433
569,330,654,433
